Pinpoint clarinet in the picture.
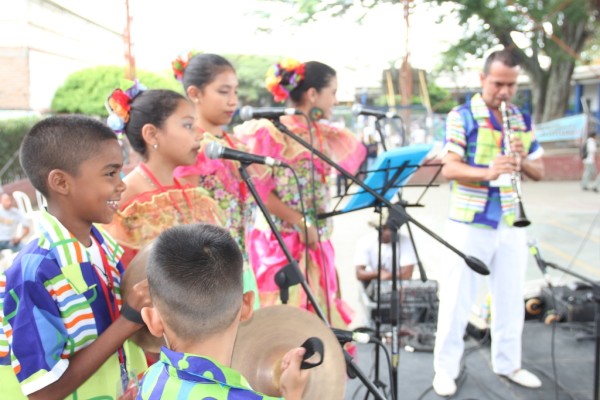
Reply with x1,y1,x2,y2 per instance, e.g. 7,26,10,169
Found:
500,101,531,227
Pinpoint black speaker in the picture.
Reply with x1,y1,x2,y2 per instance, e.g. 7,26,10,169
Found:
369,280,439,325
540,282,597,323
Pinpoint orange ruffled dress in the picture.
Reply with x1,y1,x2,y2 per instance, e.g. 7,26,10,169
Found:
104,183,225,266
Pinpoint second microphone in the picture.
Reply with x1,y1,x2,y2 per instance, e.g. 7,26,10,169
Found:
205,141,287,167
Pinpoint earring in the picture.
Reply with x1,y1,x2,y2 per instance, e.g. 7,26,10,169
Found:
153,143,158,149
309,107,324,121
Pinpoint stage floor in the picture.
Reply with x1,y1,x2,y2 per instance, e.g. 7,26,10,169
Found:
330,180,599,399
345,319,595,400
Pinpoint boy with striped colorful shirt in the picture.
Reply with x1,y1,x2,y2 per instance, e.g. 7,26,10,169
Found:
0,116,149,399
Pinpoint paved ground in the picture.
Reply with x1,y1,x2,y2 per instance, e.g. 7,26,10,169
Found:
328,179,599,399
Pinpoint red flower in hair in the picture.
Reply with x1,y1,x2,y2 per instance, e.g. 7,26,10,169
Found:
172,51,198,82
108,90,131,122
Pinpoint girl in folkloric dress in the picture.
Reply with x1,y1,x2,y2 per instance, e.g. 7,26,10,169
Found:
172,53,267,308
235,59,366,328
102,82,225,266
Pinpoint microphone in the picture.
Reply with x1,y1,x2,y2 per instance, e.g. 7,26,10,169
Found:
528,239,551,284
239,106,300,121
205,142,286,167
351,103,399,119
331,328,374,344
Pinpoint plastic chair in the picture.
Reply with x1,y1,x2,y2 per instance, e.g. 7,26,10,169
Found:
35,190,47,210
12,191,34,216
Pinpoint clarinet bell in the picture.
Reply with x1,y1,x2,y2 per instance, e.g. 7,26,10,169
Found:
513,201,531,227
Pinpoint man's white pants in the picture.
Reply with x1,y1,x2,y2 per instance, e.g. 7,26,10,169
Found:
433,219,527,379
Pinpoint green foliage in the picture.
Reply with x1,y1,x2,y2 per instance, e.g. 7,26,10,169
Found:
276,0,598,121
225,54,282,106
429,0,599,120
428,82,458,113
51,66,182,117
0,117,40,183
580,26,600,62
372,82,457,113
268,0,401,24
430,0,598,71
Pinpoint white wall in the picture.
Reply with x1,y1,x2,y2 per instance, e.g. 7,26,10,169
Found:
1,0,126,111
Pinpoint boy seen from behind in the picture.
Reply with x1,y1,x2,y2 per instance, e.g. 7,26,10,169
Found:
139,223,309,399
0,115,150,399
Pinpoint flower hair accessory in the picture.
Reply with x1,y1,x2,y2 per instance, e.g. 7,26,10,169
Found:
105,79,146,135
172,50,199,82
265,58,306,103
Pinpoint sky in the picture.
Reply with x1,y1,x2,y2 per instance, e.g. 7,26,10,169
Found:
128,0,465,98
55,0,466,100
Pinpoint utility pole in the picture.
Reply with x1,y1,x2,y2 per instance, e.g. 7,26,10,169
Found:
124,0,136,80
399,0,413,145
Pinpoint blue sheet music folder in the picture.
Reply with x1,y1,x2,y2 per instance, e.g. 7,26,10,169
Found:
342,143,433,213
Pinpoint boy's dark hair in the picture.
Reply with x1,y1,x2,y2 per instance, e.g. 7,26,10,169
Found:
483,49,520,75
289,61,336,103
182,53,235,92
147,223,244,340
125,90,187,158
20,115,117,196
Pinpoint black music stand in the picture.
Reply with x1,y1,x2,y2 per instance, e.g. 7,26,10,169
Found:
324,144,436,397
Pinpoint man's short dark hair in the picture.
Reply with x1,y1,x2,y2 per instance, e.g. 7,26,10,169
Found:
147,223,244,340
483,49,520,75
20,115,118,196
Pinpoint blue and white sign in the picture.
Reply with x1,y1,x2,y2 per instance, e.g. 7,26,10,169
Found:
534,114,588,142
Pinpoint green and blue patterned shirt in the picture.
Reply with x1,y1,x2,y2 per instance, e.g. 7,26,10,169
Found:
137,346,282,399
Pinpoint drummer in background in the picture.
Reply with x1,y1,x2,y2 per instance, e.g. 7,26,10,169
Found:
354,212,416,296
137,223,309,399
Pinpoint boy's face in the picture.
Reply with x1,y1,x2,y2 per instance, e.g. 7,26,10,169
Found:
69,140,125,225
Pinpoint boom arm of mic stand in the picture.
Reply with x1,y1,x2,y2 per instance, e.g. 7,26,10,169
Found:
271,120,489,276
238,161,388,400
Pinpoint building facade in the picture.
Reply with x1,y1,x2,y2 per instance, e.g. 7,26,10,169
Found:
0,0,125,116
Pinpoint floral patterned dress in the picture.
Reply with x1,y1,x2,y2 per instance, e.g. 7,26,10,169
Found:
174,133,270,309
235,116,366,328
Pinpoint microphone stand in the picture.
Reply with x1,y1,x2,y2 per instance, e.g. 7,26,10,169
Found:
367,165,421,399
237,162,388,400
374,117,388,152
378,195,426,398
532,248,600,400
270,119,489,277
388,209,403,398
